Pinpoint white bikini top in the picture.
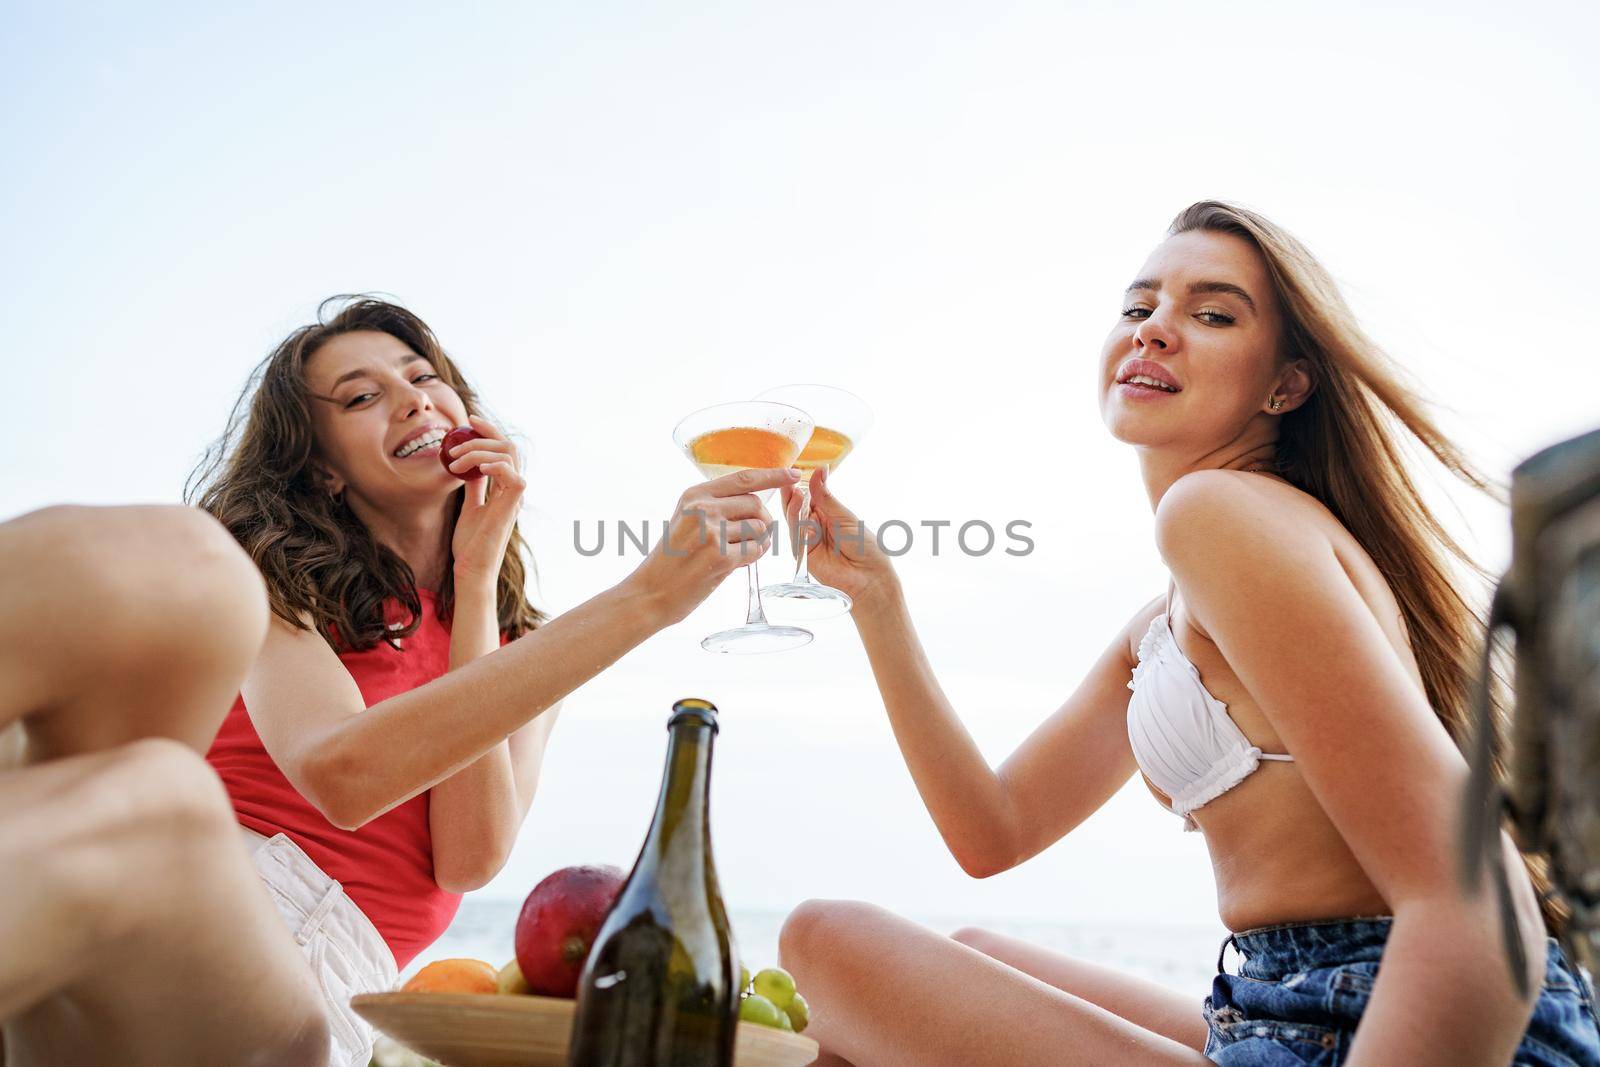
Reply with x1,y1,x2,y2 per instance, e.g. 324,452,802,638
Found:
1126,585,1293,831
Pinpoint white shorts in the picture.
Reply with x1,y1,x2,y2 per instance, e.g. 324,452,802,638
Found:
242,827,399,1067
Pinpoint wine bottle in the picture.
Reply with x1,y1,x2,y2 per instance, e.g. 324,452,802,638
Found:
567,699,739,1067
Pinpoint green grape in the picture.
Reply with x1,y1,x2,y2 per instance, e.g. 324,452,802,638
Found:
752,967,796,1008
739,993,786,1029
783,992,810,1033
739,963,750,994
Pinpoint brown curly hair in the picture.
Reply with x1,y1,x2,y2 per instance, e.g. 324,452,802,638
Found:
187,296,546,651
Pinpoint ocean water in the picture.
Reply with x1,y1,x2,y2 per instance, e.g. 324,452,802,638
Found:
412,895,1226,995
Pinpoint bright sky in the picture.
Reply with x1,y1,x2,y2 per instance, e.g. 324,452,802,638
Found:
4,1,1597,934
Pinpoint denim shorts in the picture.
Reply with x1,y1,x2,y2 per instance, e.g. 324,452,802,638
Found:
1202,916,1600,1065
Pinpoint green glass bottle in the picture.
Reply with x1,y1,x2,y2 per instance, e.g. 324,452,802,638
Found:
567,699,739,1067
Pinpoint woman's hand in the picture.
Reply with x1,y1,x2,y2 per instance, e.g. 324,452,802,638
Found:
622,467,799,626
782,465,897,608
449,414,525,585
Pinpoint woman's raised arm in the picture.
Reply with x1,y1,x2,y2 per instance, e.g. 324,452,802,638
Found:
240,467,796,831
796,467,1143,878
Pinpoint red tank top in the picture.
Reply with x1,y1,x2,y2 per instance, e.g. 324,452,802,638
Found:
207,590,462,968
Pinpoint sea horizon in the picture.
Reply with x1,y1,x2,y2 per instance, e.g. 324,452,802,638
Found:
415,895,1228,996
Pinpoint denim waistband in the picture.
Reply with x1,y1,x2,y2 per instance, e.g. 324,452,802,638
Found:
1223,915,1596,1000
1223,915,1395,980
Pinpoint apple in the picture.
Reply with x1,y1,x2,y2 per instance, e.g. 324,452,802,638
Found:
514,864,626,998
440,426,485,481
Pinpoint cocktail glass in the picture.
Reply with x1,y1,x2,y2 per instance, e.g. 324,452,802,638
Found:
672,401,816,653
753,384,873,620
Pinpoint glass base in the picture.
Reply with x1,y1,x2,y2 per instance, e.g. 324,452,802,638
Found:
761,578,854,621
700,622,814,654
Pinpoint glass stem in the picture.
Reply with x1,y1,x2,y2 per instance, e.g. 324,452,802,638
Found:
744,557,769,626
793,475,815,584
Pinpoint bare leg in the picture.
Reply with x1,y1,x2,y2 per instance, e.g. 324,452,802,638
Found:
950,926,1209,1050
780,900,1211,1067
0,504,271,757
0,505,329,1066
1,741,329,1066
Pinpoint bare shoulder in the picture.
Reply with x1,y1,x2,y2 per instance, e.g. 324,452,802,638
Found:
241,605,366,738
246,609,344,687
1154,469,1328,565
261,608,333,654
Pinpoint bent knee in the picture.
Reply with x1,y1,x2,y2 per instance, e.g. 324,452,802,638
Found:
40,741,239,944
950,926,1001,955
780,899,891,969
106,506,268,662
17,505,267,679
91,738,237,842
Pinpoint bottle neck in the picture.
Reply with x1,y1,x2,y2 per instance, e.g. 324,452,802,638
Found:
641,720,714,860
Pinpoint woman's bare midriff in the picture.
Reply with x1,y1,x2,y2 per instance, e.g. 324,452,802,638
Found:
1160,769,1393,932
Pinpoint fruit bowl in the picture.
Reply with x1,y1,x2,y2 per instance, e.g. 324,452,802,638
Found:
351,992,820,1067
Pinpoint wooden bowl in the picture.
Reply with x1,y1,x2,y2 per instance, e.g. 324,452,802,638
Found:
352,992,819,1067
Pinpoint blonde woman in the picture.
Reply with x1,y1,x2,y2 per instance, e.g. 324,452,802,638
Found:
778,202,1600,1066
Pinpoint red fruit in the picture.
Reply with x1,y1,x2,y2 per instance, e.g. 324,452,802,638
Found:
440,426,485,481
514,864,626,998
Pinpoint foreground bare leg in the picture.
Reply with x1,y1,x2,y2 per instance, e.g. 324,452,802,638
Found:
0,505,329,1066
780,900,1211,1067
1,742,329,1066
950,926,1210,1050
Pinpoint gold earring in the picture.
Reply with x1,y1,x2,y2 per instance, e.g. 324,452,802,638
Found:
1268,396,1283,412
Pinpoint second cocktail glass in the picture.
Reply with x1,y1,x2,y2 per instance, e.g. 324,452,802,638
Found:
672,400,816,653
753,384,873,620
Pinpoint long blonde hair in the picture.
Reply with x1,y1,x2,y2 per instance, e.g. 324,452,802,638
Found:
1171,201,1559,931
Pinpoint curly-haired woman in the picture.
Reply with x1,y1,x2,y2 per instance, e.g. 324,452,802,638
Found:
192,297,792,1065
